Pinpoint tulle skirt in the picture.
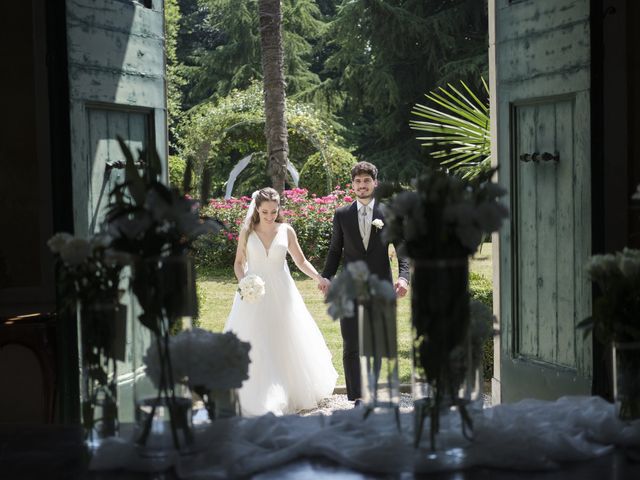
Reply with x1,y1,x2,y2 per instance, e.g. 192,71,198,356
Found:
224,267,338,416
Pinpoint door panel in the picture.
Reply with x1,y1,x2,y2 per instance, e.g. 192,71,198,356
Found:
515,100,574,368
490,0,592,402
87,107,151,233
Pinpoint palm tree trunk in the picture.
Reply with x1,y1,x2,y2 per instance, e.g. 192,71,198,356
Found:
258,0,288,193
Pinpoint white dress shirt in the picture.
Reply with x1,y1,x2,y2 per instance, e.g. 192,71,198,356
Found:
357,199,374,249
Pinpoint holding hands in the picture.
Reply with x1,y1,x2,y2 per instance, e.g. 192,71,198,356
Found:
318,276,407,299
318,277,331,296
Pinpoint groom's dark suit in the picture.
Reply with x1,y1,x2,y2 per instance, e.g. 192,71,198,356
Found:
322,200,410,400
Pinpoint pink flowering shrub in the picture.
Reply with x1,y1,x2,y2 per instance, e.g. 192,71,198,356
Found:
195,186,354,271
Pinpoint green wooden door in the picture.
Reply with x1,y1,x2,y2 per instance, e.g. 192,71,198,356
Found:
87,107,151,233
63,0,167,423
490,0,592,402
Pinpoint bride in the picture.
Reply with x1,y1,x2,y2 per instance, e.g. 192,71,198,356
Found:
224,187,338,416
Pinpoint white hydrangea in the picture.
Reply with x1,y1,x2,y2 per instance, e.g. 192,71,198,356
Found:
143,328,251,391
47,232,73,254
59,238,92,266
238,274,266,303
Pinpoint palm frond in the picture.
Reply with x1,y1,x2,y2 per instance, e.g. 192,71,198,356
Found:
411,79,490,179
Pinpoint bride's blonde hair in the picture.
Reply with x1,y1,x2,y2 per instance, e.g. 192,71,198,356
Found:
246,187,284,237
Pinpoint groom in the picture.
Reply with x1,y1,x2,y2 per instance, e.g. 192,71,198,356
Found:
319,161,410,405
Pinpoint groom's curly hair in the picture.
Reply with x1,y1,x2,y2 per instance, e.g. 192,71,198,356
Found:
351,161,378,180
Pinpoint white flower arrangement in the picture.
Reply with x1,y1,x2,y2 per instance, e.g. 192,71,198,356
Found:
143,328,251,391
238,274,266,303
47,232,125,306
371,219,384,230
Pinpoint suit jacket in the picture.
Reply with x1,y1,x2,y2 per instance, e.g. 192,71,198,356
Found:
322,201,410,283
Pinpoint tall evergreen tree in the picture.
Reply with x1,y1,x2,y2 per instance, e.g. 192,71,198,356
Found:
174,0,225,109
321,0,488,181
189,0,325,103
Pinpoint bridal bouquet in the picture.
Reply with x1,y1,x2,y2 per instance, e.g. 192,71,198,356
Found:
238,274,266,303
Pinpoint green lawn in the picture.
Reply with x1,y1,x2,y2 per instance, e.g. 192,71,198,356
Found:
198,244,492,386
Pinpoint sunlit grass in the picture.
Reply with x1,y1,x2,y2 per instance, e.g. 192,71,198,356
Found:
197,244,492,386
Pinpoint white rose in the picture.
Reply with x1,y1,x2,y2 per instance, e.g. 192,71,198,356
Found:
238,274,265,303
371,219,384,230
47,232,73,254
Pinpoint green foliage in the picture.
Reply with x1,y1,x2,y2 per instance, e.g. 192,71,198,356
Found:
411,79,490,179
178,82,344,198
188,0,325,103
165,0,187,152
470,271,492,308
320,0,488,181
578,249,640,344
299,145,356,195
470,271,494,381
170,0,488,184
168,155,187,189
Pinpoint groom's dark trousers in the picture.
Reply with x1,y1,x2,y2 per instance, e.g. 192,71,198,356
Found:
322,201,409,400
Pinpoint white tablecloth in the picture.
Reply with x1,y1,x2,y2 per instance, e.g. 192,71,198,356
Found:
90,396,640,478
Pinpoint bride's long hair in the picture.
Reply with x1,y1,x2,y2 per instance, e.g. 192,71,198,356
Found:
245,187,284,238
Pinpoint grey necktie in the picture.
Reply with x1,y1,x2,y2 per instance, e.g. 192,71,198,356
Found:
360,205,370,249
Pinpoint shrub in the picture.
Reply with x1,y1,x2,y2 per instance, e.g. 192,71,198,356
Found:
168,155,186,189
195,187,354,272
470,271,494,381
299,145,357,196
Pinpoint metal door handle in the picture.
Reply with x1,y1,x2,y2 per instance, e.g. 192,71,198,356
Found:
105,159,145,171
519,151,559,163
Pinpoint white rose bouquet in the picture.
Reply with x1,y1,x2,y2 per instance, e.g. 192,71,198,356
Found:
238,274,266,303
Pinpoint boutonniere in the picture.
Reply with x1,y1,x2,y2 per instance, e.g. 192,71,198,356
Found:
371,219,384,230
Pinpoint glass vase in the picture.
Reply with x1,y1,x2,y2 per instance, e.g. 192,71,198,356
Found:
358,303,400,420
410,257,481,453
612,341,640,421
208,388,242,420
77,299,127,451
131,255,197,459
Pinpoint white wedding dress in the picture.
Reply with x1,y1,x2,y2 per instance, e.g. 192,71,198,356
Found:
224,224,338,416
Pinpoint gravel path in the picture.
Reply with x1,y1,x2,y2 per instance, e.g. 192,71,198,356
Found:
298,393,416,416
298,393,492,416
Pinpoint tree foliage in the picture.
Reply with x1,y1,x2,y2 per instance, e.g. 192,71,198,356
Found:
178,83,344,198
170,0,488,183
186,0,325,103
320,0,488,181
165,0,187,152
299,145,356,195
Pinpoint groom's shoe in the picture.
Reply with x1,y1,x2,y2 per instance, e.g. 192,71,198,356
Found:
353,398,363,408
